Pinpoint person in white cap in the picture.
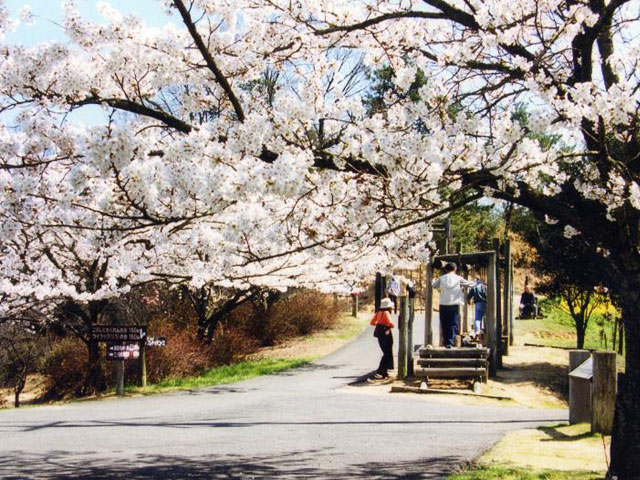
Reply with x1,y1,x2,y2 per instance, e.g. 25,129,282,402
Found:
432,263,475,348
369,297,395,379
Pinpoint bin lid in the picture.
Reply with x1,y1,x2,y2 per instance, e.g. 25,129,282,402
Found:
569,357,593,380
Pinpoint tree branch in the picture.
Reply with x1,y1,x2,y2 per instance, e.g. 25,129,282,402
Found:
172,0,246,122
313,11,446,35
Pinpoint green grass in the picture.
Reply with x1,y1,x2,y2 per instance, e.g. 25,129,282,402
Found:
448,465,603,480
124,357,313,395
517,298,623,352
304,312,369,343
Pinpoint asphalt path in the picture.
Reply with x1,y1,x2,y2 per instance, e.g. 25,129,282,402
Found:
0,315,566,479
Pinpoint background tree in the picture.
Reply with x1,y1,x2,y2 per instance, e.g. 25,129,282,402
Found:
0,308,49,407
450,202,503,253
512,207,610,348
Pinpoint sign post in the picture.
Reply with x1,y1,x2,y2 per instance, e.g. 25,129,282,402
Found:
91,326,147,396
116,360,125,396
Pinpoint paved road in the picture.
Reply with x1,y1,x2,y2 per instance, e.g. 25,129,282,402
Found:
0,317,566,479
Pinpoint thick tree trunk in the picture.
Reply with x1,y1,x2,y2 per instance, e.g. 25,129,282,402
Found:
609,292,640,479
85,341,104,395
575,317,586,350
14,377,25,408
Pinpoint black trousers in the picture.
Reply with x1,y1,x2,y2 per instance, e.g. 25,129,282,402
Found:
377,333,394,377
388,294,398,313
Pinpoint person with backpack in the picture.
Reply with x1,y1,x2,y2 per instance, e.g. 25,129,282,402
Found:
369,297,395,379
467,278,487,334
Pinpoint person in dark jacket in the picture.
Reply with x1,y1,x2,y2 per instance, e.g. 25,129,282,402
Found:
519,286,538,318
467,278,487,333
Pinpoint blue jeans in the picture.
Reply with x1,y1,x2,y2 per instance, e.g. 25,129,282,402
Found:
474,301,486,332
440,305,460,347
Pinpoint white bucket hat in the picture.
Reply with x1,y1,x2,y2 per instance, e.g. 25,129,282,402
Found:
380,298,394,310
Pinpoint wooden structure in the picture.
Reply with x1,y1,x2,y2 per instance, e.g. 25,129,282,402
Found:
568,350,617,434
414,346,489,386
423,239,514,378
569,350,592,424
592,351,617,434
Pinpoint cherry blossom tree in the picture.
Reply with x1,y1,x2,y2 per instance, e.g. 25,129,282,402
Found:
1,0,639,476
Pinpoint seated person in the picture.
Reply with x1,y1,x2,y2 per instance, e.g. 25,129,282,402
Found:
519,286,538,318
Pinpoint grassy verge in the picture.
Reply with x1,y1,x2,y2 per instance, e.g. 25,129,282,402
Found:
305,312,369,342
518,298,623,353
125,357,313,395
448,465,603,479
448,423,609,480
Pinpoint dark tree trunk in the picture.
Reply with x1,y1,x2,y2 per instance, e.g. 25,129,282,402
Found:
576,322,586,350
609,291,640,479
14,377,25,408
85,340,104,395
205,289,260,344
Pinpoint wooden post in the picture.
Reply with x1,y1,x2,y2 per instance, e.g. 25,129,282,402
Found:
486,252,498,377
569,350,591,424
375,272,382,312
460,246,469,335
444,218,452,254
116,359,125,396
503,239,511,356
493,238,503,368
408,295,415,377
425,262,434,346
591,351,617,434
509,262,515,346
139,340,147,388
398,296,408,380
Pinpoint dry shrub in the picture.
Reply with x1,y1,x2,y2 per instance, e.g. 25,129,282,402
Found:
144,321,259,381
264,290,340,341
222,290,340,347
40,338,89,400
209,323,260,365
145,323,211,383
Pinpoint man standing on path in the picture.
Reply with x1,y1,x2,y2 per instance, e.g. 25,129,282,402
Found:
387,275,401,314
432,263,475,348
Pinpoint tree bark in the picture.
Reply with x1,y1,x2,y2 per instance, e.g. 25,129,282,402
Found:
576,323,586,350
14,376,25,408
608,289,640,479
85,340,104,395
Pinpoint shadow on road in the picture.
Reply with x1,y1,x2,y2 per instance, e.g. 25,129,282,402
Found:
0,450,460,479
7,417,567,433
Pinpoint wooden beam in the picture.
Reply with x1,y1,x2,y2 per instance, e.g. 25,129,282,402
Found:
418,347,489,358
503,239,511,356
425,262,434,346
398,296,408,380
408,295,415,377
418,358,488,367
414,367,487,378
493,238,503,369
433,251,495,265
486,252,498,377
591,351,617,434
375,272,382,312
